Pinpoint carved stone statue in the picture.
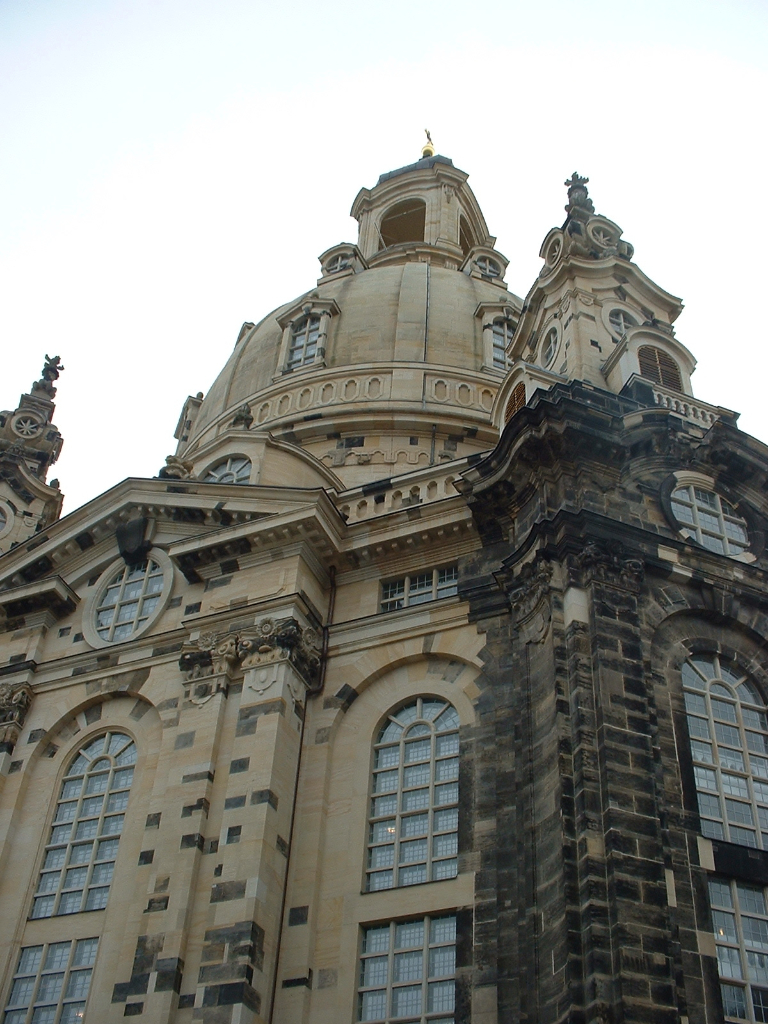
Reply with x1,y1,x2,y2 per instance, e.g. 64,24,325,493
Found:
158,455,195,480
30,354,65,398
232,404,253,429
42,355,64,383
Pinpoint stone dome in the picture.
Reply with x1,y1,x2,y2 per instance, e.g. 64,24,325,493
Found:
174,155,523,491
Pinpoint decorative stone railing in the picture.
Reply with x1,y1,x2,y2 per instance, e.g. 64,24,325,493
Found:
651,386,721,427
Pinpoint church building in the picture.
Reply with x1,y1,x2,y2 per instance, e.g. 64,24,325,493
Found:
2,143,767,1024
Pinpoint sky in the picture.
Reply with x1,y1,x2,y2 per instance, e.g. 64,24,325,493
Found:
2,0,767,514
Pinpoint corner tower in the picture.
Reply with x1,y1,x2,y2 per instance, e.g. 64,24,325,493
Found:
495,174,703,430
0,357,64,554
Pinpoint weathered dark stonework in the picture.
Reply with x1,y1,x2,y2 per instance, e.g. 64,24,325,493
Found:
455,379,768,1022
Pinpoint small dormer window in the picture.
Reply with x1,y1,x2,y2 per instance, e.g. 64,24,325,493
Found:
288,315,321,369
671,486,749,557
638,345,682,391
541,327,558,368
608,308,637,339
491,319,513,369
325,253,351,274
476,257,500,279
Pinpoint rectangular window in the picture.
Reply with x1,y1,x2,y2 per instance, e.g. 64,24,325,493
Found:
380,567,458,613
3,939,98,1023
710,879,768,1020
357,915,456,1023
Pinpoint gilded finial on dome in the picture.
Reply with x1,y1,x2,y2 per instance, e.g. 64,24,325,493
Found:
422,129,435,159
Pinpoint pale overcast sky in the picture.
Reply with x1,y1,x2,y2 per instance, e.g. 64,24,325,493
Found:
2,0,767,514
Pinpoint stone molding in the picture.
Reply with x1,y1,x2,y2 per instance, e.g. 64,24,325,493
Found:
568,539,644,592
179,617,322,691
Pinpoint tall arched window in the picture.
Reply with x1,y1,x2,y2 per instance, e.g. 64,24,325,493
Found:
378,199,426,249
638,345,682,391
31,733,136,919
366,697,459,892
684,655,768,849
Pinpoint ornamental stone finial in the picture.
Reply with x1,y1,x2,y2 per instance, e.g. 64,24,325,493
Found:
564,172,594,217
31,354,64,399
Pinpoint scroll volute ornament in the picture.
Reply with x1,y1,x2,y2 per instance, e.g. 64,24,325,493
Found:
0,682,34,751
508,556,553,644
179,617,322,691
568,539,644,592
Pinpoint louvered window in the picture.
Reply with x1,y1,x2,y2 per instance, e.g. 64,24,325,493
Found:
638,345,682,390
505,382,526,423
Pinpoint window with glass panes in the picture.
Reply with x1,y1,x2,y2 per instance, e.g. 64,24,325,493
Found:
608,308,637,338
709,878,768,1022
367,698,459,891
671,486,749,557
287,315,321,369
94,560,164,642
358,915,456,1023
683,656,768,849
491,319,513,369
203,456,251,485
30,733,135,919
3,937,98,1024
380,567,458,613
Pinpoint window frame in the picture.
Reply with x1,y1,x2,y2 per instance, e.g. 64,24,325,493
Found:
357,913,457,1023
607,307,638,339
709,877,768,1022
683,654,768,851
2,937,99,1024
540,325,559,368
660,473,761,564
30,732,136,921
671,484,749,557
491,318,513,369
202,455,252,485
286,313,322,371
379,567,458,614
82,549,174,649
366,697,460,893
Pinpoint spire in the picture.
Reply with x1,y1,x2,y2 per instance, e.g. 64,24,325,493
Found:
422,129,435,159
0,355,65,551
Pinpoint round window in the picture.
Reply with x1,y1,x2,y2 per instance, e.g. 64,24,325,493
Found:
203,457,251,485
95,561,164,642
83,550,173,648
670,485,749,556
608,308,637,339
541,327,558,367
